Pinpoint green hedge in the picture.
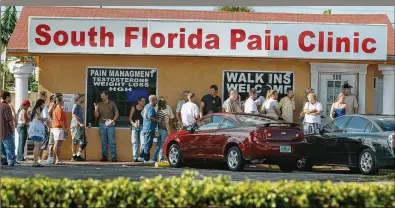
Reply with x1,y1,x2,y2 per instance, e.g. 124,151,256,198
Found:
1,170,394,208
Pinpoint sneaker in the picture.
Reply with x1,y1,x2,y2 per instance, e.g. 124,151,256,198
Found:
100,157,108,162
144,160,155,164
71,156,77,162
44,157,54,165
112,158,118,162
136,157,145,162
75,156,85,161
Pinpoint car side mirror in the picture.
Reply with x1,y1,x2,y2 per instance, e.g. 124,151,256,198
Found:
186,125,196,133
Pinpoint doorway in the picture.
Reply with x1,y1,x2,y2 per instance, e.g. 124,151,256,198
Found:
319,74,357,124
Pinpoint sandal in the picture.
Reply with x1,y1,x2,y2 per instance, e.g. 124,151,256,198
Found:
33,164,44,167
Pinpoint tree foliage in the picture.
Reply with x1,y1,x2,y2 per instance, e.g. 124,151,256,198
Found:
1,6,18,52
323,9,332,14
215,6,255,12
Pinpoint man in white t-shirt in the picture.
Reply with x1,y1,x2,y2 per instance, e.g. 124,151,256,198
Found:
244,88,258,114
180,93,200,128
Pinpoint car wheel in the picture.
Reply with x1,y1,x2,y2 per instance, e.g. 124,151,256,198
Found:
359,148,379,175
279,161,296,173
296,158,313,171
226,146,245,171
167,143,183,168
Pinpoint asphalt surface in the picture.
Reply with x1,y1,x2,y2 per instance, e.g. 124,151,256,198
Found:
1,162,390,182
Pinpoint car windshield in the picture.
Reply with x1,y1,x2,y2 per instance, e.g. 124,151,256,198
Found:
235,115,288,127
374,118,395,132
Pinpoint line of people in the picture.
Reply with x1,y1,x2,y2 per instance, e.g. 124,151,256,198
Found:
0,90,87,167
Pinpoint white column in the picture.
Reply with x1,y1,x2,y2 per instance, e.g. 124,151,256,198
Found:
379,64,395,115
310,68,319,93
358,71,367,114
8,60,35,158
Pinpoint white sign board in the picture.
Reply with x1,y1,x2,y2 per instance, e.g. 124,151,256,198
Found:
62,94,75,112
28,17,388,60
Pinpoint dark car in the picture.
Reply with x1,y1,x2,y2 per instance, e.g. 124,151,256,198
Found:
163,113,306,172
297,114,395,175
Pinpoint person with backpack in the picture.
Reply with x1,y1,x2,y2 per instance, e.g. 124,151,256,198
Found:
94,90,119,162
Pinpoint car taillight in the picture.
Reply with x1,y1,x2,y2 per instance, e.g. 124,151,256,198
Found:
296,133,304,140
250,131,266,141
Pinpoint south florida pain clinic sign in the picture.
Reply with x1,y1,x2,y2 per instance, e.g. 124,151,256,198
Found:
28,17,388,60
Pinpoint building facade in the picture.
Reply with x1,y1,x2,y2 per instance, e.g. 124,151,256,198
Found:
7,7,395,161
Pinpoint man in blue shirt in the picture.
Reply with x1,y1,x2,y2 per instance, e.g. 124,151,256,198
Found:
141,95,158,163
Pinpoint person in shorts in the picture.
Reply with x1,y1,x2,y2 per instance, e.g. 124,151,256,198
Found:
28,99,48,167
70,94,87,161
51,96,68,165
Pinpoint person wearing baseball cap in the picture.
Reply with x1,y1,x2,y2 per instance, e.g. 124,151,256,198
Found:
16,100,31,162
70,94,87,161
342,83,359,115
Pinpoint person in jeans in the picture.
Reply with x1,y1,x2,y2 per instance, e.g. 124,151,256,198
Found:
94,90,119,162
152,97,173,162
129,96,145,162
16,100,30,162
141,95,158,164
0,91,16,166
28,99,48,167
303,93,323,134
37,91,49,163
70,94,87,162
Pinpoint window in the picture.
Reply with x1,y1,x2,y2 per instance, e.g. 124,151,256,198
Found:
364,122,372,133
371,126,380,133
197,115,224,131
345,117,370,133
374,119,395,132
219,119,238,129
235,115,279,127
86,68,157,128
323,116,350,133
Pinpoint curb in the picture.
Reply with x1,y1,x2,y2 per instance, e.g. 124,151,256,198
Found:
155,161,170,168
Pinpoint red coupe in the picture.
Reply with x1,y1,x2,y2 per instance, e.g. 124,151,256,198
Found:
163,113,306,172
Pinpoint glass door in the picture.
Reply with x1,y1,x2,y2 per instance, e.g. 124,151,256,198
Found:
326,80,349,116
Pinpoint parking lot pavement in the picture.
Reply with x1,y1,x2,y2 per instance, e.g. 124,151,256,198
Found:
1,161,393,182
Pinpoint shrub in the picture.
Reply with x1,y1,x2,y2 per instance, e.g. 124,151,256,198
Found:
1,170,394,207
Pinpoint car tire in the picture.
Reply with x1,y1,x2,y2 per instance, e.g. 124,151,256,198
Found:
279,161,296,173
167,143,183,168
226,146,245,171
358,148,379,175
296,158,313,171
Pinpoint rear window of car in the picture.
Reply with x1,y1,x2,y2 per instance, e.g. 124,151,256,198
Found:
235,115,288,127
374,119,395,132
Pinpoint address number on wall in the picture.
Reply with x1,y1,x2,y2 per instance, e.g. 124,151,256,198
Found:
333,75,342,80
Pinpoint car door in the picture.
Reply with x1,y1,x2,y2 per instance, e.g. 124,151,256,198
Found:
191,115,223,158
310,116,351,163
337,116,370,165
210,117,239,160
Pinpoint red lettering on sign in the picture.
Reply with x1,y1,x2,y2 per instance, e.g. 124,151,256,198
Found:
125,27,139,47
299,31,315,52
35,24,51,45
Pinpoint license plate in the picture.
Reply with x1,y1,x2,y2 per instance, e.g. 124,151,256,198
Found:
280,145,292,153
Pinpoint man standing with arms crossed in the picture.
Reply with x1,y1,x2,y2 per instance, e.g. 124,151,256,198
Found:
95,91,119,162
342,83,359,115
